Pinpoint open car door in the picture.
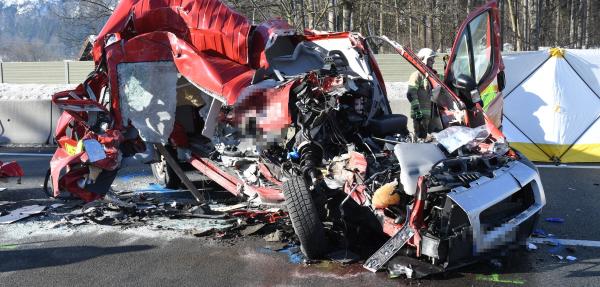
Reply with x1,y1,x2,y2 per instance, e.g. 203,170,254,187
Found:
444,0,504,127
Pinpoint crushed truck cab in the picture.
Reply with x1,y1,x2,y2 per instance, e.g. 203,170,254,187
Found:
48,0,544,278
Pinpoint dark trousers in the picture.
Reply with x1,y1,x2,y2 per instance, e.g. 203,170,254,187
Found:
413,118,430,139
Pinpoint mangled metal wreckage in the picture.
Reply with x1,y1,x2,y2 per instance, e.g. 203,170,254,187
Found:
49,0,545,276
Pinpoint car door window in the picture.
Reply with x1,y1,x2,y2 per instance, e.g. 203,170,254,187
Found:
450,12,492,85
451,33,471,80
469,13,492,83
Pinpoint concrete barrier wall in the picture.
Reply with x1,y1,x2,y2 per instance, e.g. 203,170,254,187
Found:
0,100,54,144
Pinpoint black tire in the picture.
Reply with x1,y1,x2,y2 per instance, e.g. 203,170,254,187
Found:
282,177,327,259
151,147,181,189
43,168,54,198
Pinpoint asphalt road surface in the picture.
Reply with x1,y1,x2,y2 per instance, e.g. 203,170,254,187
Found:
1,147,600,287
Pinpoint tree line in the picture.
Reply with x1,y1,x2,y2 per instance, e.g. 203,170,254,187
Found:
3,0,596,61
227,0,596,52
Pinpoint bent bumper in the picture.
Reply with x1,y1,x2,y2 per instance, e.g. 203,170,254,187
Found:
447,160,546,253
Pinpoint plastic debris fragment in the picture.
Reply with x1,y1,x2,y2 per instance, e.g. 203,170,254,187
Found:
545,217,565,223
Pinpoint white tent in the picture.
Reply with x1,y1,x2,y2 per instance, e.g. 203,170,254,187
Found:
502,48,600,163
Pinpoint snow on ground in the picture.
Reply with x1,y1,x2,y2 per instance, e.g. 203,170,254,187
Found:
0,212,238,242
1,82,407,101
0,83,75,101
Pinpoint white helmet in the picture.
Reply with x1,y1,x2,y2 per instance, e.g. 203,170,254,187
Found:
417,48,436,62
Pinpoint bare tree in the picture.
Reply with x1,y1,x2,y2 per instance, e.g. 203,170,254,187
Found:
55,0,117,49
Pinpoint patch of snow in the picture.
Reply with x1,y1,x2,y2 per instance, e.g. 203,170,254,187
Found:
0,213,237,242
0,83,76,101
1,0,58,14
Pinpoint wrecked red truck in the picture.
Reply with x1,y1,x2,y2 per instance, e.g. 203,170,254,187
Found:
48,0,545,278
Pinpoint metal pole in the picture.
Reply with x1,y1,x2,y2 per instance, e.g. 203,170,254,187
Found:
0,62,3,83
154,143,206,203
64,61,70,84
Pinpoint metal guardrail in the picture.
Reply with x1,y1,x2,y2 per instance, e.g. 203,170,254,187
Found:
0,55,446,84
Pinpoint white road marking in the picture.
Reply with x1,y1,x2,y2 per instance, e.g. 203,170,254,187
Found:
528,237,600,248
0,152,54,157
536,164,600,169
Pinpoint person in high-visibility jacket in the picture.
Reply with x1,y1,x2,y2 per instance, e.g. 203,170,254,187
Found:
406,48,438,140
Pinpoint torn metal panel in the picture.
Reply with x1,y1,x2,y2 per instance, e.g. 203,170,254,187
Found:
0,205,46,224
0,161,24,178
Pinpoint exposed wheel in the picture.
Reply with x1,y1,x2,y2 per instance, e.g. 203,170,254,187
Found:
282,176,327,259
151,147,181,189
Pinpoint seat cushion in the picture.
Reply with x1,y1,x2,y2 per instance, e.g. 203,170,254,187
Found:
368,114,409,136
192,51,254,104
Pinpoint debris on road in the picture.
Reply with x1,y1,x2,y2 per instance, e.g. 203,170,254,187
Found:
532,228,547,238
211,203,248,212
387,255,444,279
326,250,360,265
0,205,46,224
0,160,24,184
0,160,24,178
0,243,19,250
488,258,504,269
545,217,565,223
527,242,538,251
263,230,283,242
475,274,525,285
240,223,266,236
566,255,577,261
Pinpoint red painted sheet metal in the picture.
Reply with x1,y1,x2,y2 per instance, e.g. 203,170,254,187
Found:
407,176,427,255
57,166,103,202
49,148,84,197
94,0,250,65
54,112,74,140
303,31,351,40
0,161,24,178
375,209,403,237
244,185,285,203
258,162,282,186
444,0,503,90
189,156,284,203
189,156,241,195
